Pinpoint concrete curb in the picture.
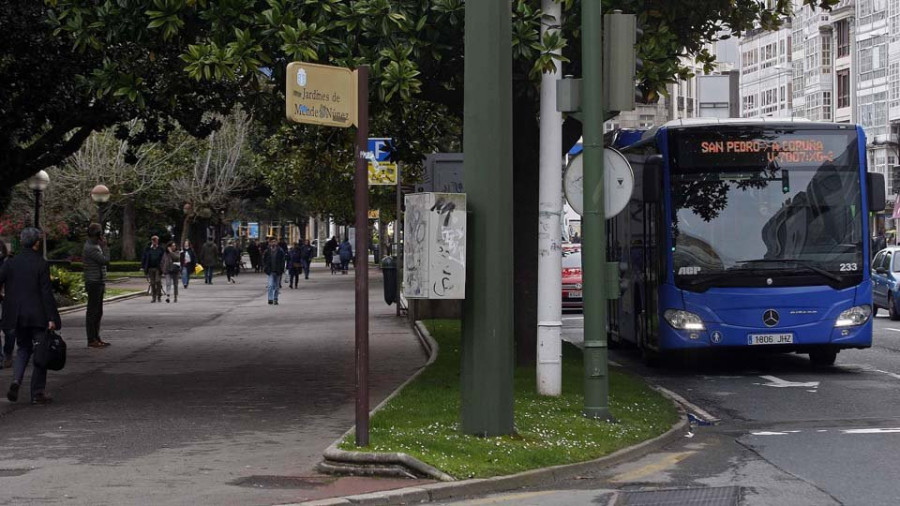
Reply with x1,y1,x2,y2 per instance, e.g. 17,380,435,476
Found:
306,325,694,506
318,321,454,482
58,290,146,315
301,407,688,505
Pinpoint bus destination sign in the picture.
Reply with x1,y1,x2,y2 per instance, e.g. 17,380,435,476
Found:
673,130,856,169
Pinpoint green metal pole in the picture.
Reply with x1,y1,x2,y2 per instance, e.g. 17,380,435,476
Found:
582,0,612,420
461,0,515,436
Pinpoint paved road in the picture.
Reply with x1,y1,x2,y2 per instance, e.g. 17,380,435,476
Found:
446,311,900,505
0,267,426,506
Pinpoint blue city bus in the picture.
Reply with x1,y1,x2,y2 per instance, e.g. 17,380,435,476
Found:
610,119,886,366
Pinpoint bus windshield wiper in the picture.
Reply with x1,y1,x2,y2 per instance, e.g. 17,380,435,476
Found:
736,258,842,283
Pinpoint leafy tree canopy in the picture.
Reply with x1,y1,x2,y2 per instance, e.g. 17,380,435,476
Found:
2,0,839,212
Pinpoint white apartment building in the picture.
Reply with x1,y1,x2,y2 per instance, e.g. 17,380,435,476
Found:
739,24,793,118
739,0,900,196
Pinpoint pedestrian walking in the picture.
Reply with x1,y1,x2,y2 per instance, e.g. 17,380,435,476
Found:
300,239,314,280
83,223,111,348
223,240,241,283
338,237,353,275
0,228,61,405
0,240,14,368
180,239,197,289
263,237,286,305
248,240,261,273
199,238,218,284
323,236,337,270
288,243,302,289
141,235,165,303
160,241,181,303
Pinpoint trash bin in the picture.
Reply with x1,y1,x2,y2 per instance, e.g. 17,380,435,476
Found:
381,256,397,305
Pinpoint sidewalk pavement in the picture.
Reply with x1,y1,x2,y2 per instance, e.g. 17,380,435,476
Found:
0,266,431,506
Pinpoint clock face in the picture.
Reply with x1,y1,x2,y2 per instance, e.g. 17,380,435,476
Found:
564,148,635,218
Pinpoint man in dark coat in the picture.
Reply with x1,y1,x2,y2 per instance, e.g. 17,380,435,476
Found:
199,238,219,284
83,223,111,348
323,236,338,269
248,240,261,272
263,237,286,305
223,240,241,283
141,235,166,302
299,239,314,280
0,228,61,404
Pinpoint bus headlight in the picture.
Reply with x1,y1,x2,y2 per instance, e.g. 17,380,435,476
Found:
664,309,705,330
835,305,872,327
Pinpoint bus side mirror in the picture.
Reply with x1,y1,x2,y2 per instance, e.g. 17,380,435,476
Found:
643,155,663,203
868,173,886,212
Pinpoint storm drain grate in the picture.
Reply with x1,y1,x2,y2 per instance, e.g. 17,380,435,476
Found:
616,486,741,506
229,475,335,489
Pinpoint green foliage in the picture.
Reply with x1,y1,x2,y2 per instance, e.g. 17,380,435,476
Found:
339,320,679,479
49,266,87,306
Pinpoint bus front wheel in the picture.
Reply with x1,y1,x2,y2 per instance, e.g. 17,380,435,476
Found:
809,348,837,367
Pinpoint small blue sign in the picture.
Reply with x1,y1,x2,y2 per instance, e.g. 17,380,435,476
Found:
368,138,393,162
248,222,259,239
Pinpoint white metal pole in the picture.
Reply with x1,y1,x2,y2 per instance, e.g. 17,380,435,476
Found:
537,0,563,396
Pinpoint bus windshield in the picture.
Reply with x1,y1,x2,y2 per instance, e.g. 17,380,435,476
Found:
668,128,863,290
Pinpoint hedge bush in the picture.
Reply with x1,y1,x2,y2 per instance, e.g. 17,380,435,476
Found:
50,265,87,306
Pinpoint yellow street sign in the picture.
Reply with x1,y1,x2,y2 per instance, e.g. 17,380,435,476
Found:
286,62,358,128
368,161,398,185
367,209,381,219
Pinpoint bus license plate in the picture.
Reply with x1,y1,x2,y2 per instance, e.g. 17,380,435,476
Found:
748,333,794,345
568,290,582,298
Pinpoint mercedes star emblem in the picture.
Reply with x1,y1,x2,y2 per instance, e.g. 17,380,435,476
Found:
763,309,780,327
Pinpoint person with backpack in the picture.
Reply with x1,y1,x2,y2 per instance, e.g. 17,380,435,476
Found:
160,241,181,303
0,228,61,404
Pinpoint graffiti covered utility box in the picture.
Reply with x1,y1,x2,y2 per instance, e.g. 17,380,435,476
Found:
403,193,467,299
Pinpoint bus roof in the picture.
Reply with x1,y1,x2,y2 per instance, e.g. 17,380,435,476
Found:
631,117,857,150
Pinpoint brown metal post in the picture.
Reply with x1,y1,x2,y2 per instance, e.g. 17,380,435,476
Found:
354,66,371,447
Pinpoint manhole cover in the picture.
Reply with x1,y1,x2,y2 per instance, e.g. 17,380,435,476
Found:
229,475,335,489
616,486,741,506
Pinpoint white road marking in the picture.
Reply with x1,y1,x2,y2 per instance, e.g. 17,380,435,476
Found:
841,428,900,434
751,431,790,436
757,375,820,389
884,328,900,332
842,364,900,381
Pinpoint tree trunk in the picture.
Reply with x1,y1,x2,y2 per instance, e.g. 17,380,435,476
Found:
121,196,137,261
513,94,541,367
180,214,193,249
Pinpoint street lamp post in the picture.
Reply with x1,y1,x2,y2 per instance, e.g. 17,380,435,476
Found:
27,171,50,259
90,184,111,230
27,170,50,230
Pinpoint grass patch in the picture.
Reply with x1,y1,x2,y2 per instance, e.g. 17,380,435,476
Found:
105,288,142,298
339,319,679,479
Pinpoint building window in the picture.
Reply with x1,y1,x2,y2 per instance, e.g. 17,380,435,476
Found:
836,20,850,58
837,70,850,108
821,35,832,74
